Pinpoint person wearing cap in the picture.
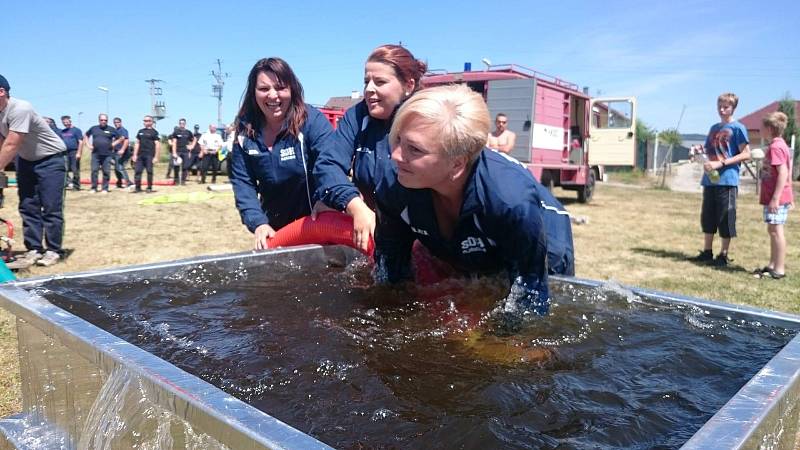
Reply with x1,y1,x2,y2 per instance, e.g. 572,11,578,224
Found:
0,74,68,267
59,115,83,190
168,118,195,185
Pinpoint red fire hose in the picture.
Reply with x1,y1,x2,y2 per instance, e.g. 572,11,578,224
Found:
267,212,374,256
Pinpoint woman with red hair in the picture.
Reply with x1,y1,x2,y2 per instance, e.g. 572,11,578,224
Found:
313,44,426,253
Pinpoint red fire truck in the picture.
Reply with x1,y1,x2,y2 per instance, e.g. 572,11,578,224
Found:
422,64,637,202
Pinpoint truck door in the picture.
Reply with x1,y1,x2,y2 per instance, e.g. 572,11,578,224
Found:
486,78,536,163
588,97,637,166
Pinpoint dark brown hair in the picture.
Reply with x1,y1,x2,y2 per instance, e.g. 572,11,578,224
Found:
236,57,307,139
367,45,427,92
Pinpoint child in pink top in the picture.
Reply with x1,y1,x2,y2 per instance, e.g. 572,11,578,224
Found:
756,111,794,279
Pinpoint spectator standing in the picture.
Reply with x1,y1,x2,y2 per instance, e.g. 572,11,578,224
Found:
132,115,161,193
0,74,67,267
83,114,119,193
754,112,794,279
199,124,223,184
59,115,83,190
168,118,195,185
112,117,131,189
43,117,59,133
183,124,203,181
691,92,751,266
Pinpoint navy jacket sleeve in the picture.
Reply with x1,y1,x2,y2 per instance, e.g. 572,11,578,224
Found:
229,136,268,233
486,196,550,315
532,183,575,276
313,104,364,211
373,180,414,284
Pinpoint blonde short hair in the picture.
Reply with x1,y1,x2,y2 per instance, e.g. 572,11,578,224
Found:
762,111,788,136
390,84,490,161
717,92,739,109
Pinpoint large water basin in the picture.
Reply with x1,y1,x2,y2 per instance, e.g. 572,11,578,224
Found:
1,245,800,449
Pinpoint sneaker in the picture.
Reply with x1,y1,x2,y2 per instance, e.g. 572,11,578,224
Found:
767,270,786,279
36,250,61,267
713,253,730,267
126,185,136,192
145,187,153,193
64,185,73,191
100,190,109,195
133,188,143,193
690,250,713,263
19,250,43,264
752,266,772,276
89,189,98,194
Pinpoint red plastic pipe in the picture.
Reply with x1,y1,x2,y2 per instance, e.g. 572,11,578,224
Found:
267,212,374,256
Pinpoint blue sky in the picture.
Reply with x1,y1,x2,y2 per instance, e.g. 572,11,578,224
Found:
3,0,798,134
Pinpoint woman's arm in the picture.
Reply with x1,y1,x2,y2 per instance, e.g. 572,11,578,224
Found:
229,138,269,234
312,104,365,211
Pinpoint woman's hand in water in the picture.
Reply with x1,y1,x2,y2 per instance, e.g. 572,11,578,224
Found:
346,197,376,253
254,224,277,250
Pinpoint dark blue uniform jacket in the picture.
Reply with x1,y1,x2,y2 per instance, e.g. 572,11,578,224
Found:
313,101,395,210
230,105,333,232
374,150,575,315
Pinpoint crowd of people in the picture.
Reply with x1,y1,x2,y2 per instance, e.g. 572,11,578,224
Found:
49,114,232,194
0,44,792,320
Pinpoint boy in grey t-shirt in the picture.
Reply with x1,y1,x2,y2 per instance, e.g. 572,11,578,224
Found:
0,74,67,267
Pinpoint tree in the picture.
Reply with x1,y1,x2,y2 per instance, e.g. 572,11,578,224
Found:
658,128,682,147
635,119,656,144
777,93,799,179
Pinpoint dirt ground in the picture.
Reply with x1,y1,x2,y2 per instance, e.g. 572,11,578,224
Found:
4,167,252,276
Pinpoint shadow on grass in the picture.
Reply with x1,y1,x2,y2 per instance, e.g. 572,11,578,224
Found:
630,247,749,273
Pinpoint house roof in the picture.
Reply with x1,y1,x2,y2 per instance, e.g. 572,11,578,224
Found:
324,96,362,110
739,100,800,131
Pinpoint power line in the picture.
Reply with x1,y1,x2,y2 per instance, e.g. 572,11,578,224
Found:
145,79,166,123
211,59,229,128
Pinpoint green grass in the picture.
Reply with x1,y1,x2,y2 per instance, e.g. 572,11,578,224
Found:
564,182,799,313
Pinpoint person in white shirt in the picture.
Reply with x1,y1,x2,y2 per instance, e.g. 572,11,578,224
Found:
199,124,224,183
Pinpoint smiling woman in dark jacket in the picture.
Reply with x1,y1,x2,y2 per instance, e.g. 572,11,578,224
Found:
229,57,333,249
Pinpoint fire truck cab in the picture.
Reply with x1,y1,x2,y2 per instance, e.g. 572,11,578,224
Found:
422,64,636,202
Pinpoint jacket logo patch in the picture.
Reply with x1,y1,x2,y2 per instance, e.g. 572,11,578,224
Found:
355,147,372,154
461,237,486,254
280,147,296,161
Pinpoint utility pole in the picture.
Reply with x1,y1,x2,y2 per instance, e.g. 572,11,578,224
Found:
211,59,229,129
145,79,166,123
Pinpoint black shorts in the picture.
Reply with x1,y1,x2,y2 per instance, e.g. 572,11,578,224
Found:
701,186,737,238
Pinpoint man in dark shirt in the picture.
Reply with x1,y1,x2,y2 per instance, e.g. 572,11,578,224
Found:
132,115,161,193
183,124,203,182
83,114,119,193
59,115,83,190
168,118,195,185
112,117,131,189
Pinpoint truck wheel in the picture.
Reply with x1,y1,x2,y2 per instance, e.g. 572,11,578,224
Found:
578,171,596,203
